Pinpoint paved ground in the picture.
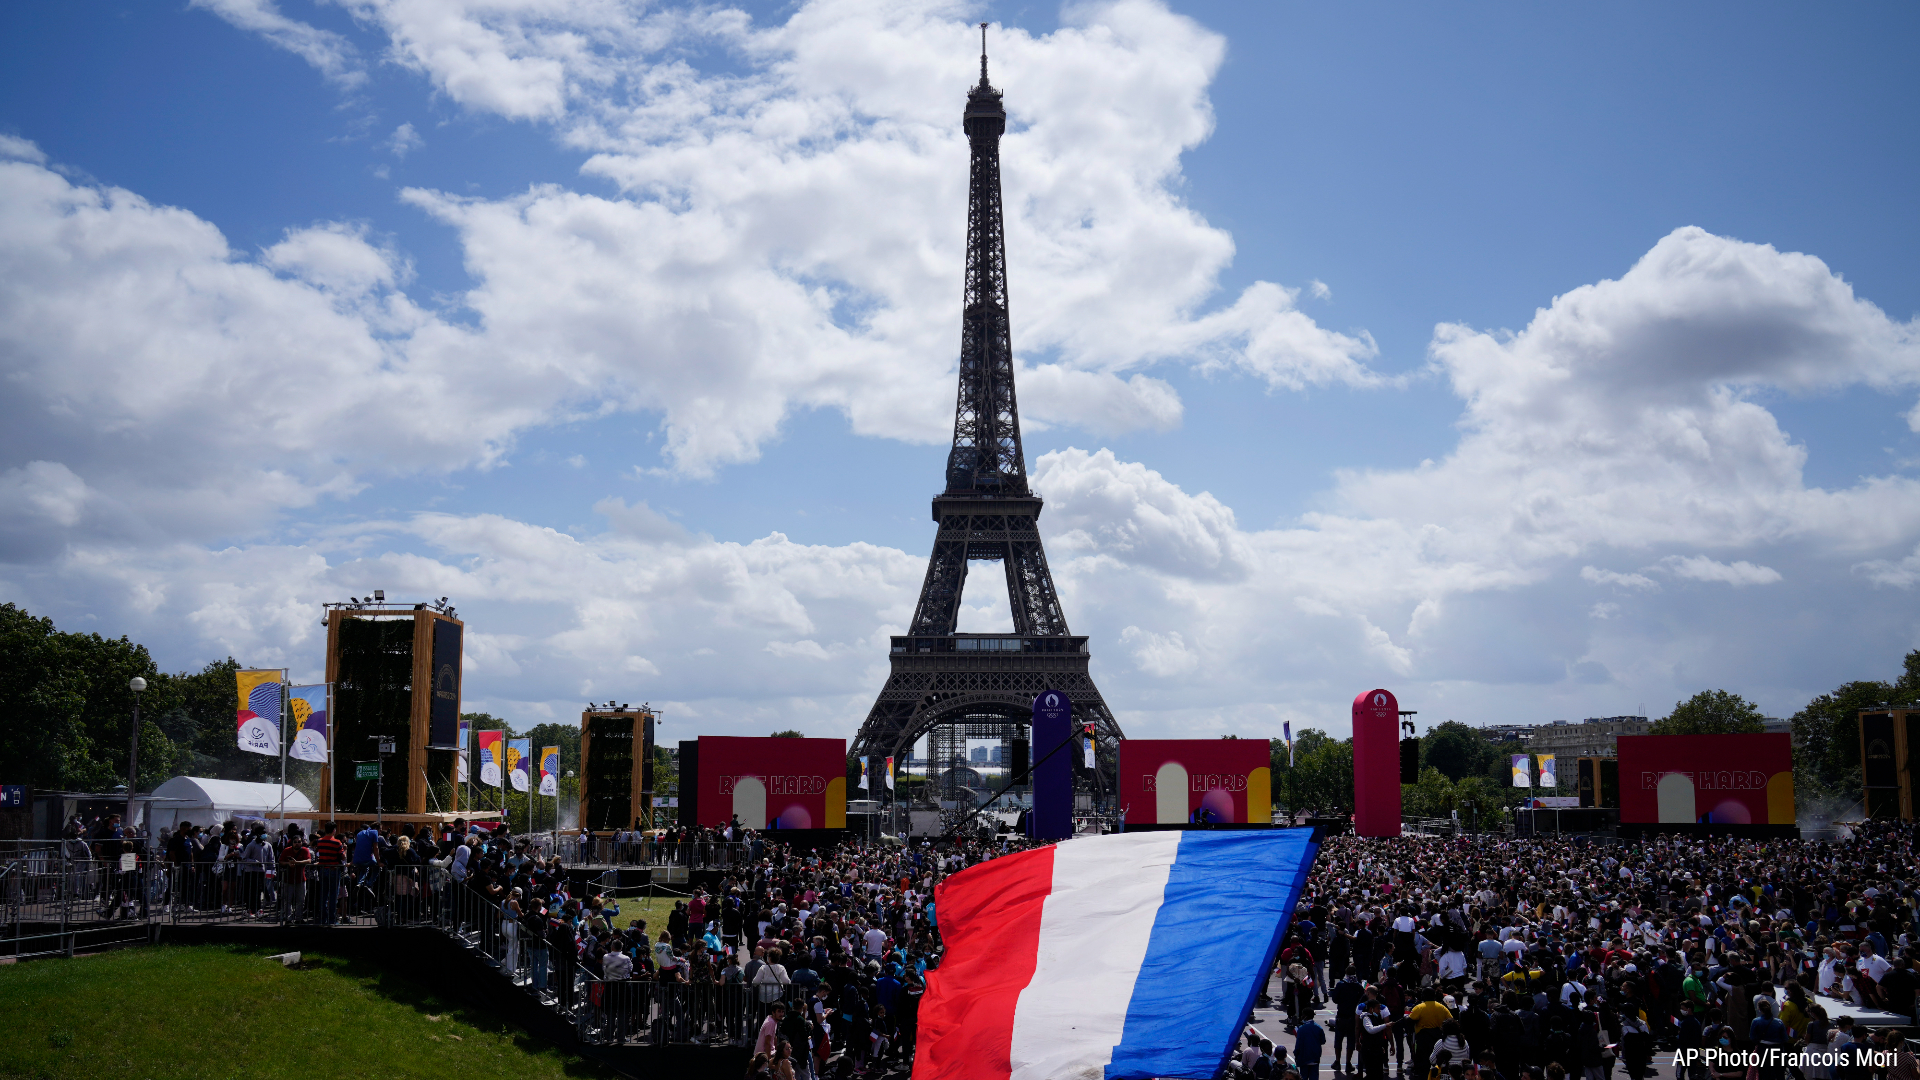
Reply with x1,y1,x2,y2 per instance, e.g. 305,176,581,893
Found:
1242,973,1668,1079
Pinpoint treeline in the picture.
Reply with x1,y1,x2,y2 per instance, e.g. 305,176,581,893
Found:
0,602,262,791
1791,650,1920,804
1268,649,1920,818
1266,723,1519,825
7,600,1916,812
0,604,616,805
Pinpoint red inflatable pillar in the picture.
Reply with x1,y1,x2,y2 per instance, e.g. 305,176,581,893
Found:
1352,688,1401,837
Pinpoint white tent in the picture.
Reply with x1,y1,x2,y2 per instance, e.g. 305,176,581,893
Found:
141,776,314,835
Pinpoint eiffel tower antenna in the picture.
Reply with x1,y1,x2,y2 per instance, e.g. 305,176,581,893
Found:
851,37,1122,821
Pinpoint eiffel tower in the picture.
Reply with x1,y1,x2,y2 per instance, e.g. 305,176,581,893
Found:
850,28,1123,798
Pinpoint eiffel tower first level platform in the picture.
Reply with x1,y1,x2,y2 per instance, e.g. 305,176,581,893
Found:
849,29,1124,775
851,494,1125,766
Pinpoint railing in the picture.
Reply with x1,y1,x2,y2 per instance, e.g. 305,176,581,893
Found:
161,862,445,928
0,839,867,1058
576,977,782,1047
561,837,757,869
0,841,160,959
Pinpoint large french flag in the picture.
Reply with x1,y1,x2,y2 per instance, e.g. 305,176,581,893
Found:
914,828,1319,1080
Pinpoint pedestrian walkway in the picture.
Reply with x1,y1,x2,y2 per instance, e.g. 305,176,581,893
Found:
1242,971,1668,1080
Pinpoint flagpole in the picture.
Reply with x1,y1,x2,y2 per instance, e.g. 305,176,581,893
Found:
276,669,289,832
327,681,336,827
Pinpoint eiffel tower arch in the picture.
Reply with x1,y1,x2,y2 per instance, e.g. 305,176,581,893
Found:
850,30,1124,806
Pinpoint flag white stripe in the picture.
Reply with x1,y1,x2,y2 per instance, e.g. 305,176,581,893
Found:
1008,832,1179,1080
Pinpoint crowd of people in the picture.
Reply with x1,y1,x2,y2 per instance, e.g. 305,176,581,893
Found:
1247,822,1920,1080
586,828,1031,1078
37,809,1920,1080
74,809,1034,1078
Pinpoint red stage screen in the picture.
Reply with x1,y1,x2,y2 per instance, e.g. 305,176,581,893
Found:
695,736,847,830
1616,734,1794,825
1119,739,1271,825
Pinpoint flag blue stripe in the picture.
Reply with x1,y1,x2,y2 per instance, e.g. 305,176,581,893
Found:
1104,828,1319,1080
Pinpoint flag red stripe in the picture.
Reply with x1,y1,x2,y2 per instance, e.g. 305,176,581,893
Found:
911,844,1055,1080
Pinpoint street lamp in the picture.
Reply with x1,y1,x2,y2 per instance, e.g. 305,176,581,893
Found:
126,676,147,832
374,737,396,827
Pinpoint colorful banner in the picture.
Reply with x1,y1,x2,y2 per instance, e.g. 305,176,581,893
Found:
539,746,559,797
857,757,868,790
1511,754,1532,788
288,684,329,763
1536,753,1557,788
235,670,282,757
455,717,471,784
1118,739,1271,825
1283,721,1294,768
1083,723,1095,769
477,730,504,788
884,755,895,791
508,738,531,792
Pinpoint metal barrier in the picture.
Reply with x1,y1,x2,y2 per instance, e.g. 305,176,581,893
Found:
0,842,160,959
163,862,446,928
576,976,788,1047
562,837,757,869
0,839,848,1056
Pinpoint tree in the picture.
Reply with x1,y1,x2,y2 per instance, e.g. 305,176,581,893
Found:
0,602,178,791
1294,729,1335,758
1287,733,1353,814
1403,765,1456,818
521,722,583,777
1451,776,1508,830
1421,721,1498,782
1789,650,1920,805
1900,650,1920,702
1650,690,1766,735
770,730,804,738
460,711,512,733
1792,680,1894,803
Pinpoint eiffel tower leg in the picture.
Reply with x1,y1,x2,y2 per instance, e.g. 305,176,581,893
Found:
1004,540,1068,637
908,538,971,637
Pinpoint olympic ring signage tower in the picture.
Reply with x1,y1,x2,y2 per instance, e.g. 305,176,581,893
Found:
1352,688,1402,837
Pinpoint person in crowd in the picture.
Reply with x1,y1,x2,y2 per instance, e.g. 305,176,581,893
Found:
312,821,347,926
278,825,311,924
1294,1007,1326,1080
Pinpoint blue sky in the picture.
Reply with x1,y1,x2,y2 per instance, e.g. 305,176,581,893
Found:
2,0,1917,740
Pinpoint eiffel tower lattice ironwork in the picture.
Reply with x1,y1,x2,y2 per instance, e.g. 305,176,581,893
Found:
850,28,1124,796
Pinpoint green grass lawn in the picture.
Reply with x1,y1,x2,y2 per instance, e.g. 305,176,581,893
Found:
0,944,620,1080
611,895,678,935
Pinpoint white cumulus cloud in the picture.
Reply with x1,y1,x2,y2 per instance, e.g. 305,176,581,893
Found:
1659,555,1782,587
1855,546,1920,589
191,0,365,87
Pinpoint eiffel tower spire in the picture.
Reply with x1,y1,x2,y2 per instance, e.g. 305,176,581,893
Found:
850,34,1121,807
948,22,1024,498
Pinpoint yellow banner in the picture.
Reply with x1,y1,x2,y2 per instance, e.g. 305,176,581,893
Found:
235,669,283,756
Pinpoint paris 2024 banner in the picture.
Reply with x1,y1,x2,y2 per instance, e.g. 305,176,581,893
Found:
1616,733,1794,824
1118,740,1272,825
693,736,847,830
